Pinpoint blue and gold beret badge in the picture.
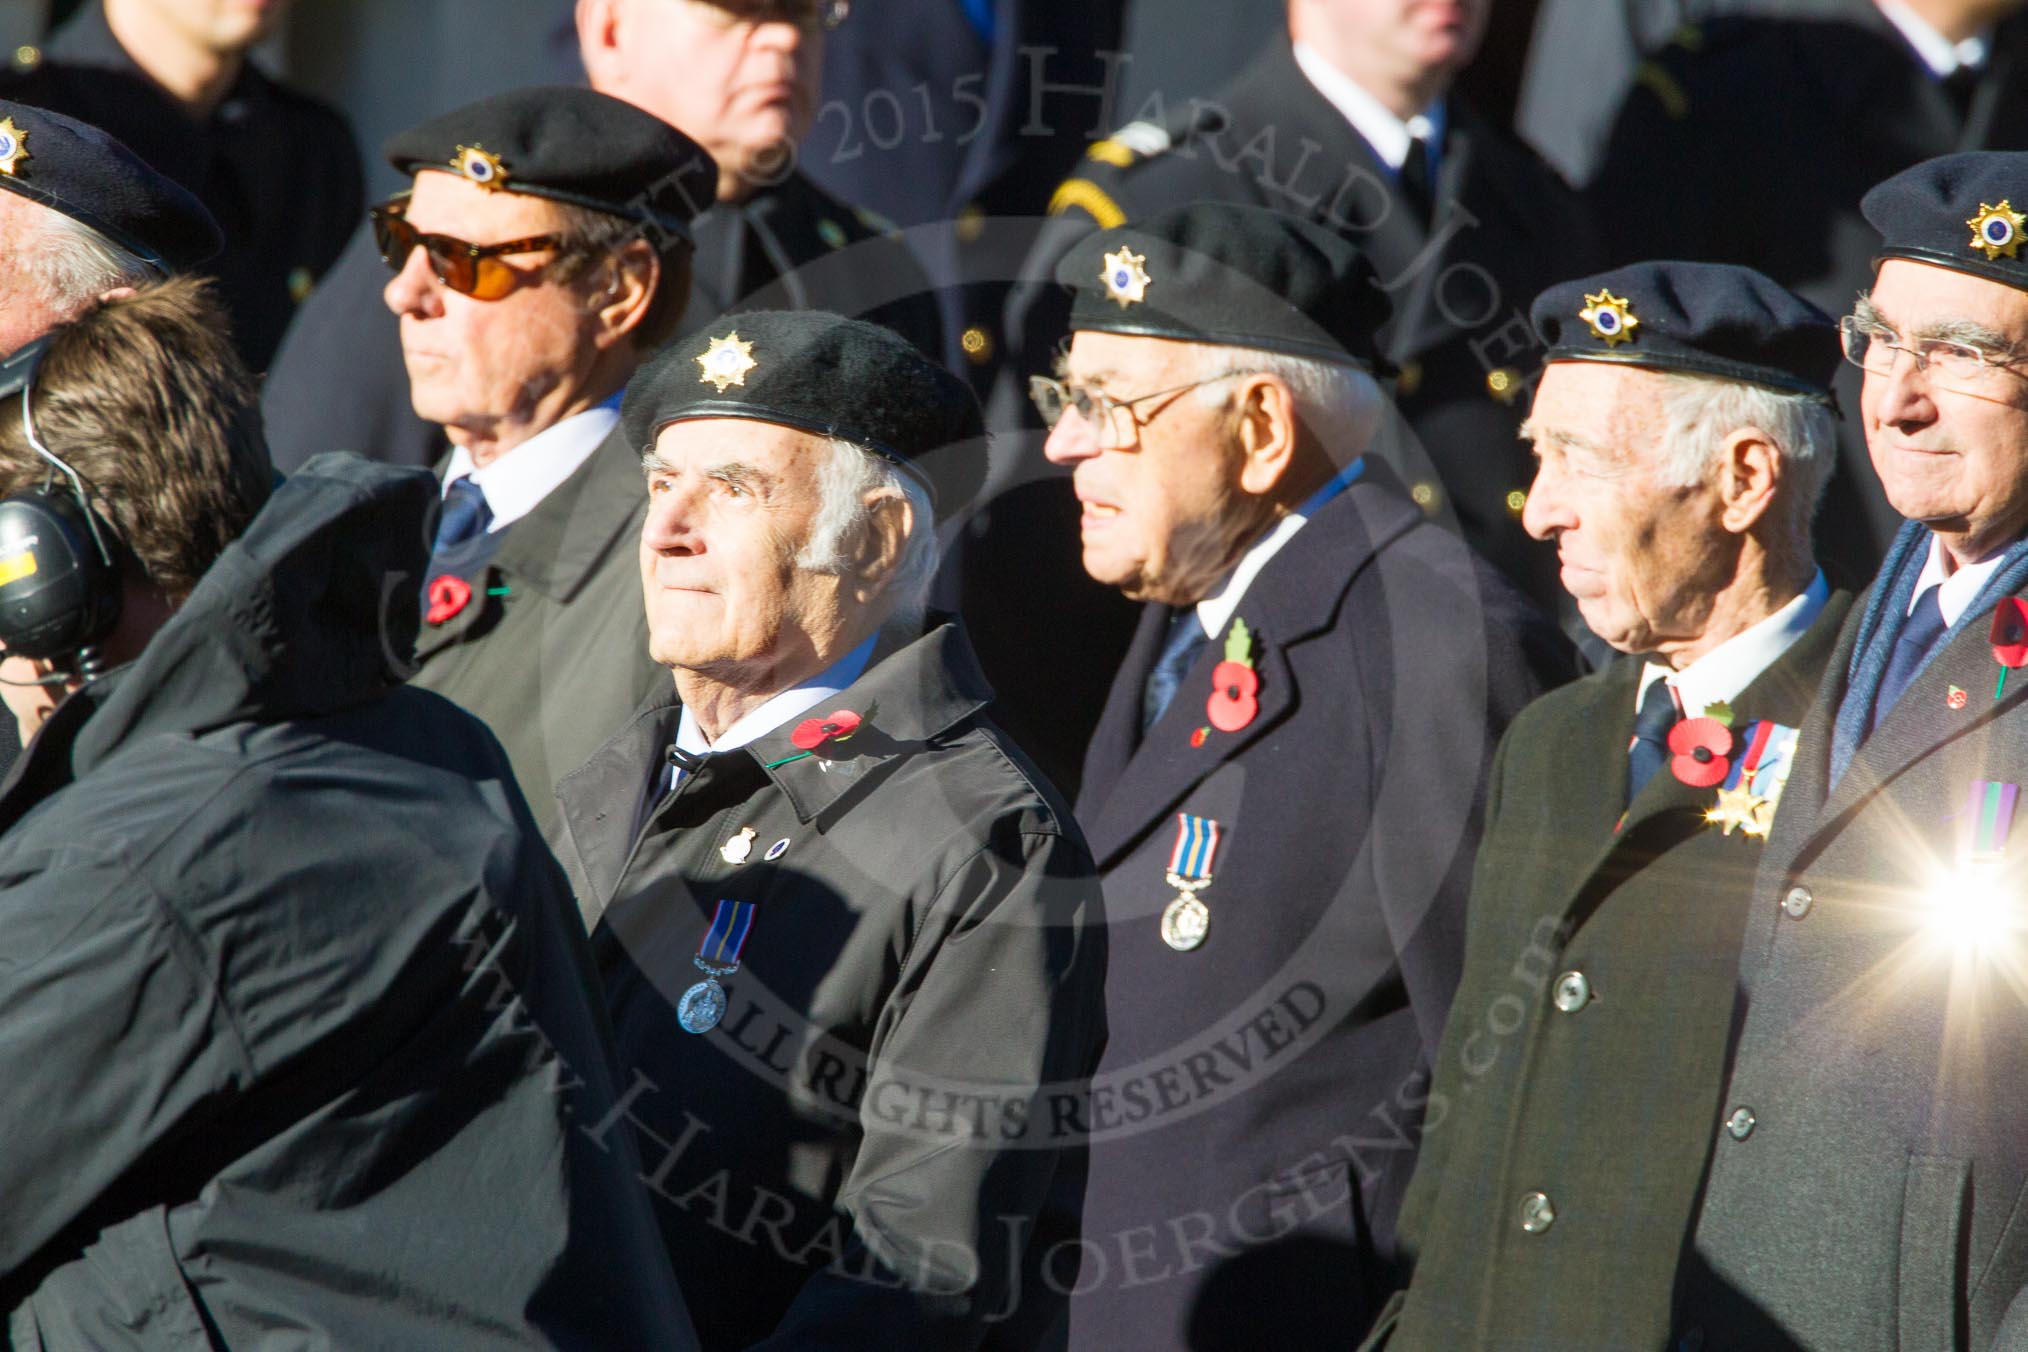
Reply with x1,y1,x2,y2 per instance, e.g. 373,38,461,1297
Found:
1968,200,2028,261
1579,289,1640,347
0,117,28,177
697,332,757,392
451,144,508,191
1102,247,1150,308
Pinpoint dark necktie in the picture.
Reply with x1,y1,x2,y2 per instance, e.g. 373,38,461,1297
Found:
1142,611,1212,733
434,477,493,553
1869,585,1949,735
1941,65,1981,121
1398,135,1435,229
1626,676,1679,807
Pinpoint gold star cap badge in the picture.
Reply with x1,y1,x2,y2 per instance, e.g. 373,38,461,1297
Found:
698,332,757,392
1101,246,1151,308
1968,200,2028,260
1578,290,1640,347
451,144,508,191
0,117,29,177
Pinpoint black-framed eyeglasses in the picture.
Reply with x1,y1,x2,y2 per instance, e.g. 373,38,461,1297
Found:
1839,313,2028,394
370,199,573,301
1028,372,1250,449
688,0,851,31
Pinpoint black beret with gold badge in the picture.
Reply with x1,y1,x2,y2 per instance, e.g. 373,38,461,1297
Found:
384,86,717,244
1055,200,1394,373
623,309,987,514
1863,150,2028,294
0,99,220,272
1531,260,1839,400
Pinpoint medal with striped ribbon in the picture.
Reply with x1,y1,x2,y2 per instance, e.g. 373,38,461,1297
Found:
1961,781,2020,865
678,899,756,1033
1161,814,1221,951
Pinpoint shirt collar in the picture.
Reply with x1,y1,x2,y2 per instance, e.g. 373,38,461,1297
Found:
1912,531,2009,627
1291,41,1446,173
1876,0,1993,77
1636,570,1831,719
441,395,620,532
1195,459,1363,641
667,632,880,789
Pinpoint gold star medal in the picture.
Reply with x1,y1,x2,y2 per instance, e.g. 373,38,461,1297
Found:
0,117,29,177
1579,290,1640,347
451,144,508,191
697,332,757,392
1101,247,1150,308
1968,201,2028,260
1706,784,1767,837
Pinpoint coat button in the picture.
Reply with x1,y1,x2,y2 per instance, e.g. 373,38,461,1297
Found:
1396,359,1424,398
1552,970,1591,1012
1782,885,1813,918
1726,1106,1756,1140
1486,366,1523,403
960,325,994,364
1519,1190,1556,1233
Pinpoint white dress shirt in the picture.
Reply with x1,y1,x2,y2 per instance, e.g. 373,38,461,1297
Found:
440,395,620,532
1636,571,1831,720
1909,532,2007,626
1876,0,1993,77
1292,40,1447,179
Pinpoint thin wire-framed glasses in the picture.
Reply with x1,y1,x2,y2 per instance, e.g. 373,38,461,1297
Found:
1839,313,2028,396
1028,372,1249,449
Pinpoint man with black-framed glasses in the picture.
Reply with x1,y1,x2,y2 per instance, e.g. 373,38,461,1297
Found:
1679,148,2028,1350
1037,200,1574,1350
379,86,715,844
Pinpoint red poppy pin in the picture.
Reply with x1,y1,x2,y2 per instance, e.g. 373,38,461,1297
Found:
425,575,472,626
1669,716,1734,788
1206,618,1260,733
1993,598,2028,699
791,708,862,751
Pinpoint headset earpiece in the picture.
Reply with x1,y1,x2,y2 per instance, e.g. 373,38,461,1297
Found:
0,490,122,660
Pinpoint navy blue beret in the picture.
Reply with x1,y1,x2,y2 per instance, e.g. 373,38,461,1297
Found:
1531,260,1839,400
385,86,716,244
1862,151,2028,293
0,99,220,272
623,310,987,514
1056,201,1394,372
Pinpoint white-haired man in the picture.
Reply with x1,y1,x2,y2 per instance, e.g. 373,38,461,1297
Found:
1037,201,1575,1348
1366,262,1851,1350
553,310,1107,1351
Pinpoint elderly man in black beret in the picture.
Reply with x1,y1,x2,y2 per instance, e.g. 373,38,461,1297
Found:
553,309,1106,1351
1674,151,2028,1350
380,86,715,843
1034,200,1576,1350
1364,262,1851,1351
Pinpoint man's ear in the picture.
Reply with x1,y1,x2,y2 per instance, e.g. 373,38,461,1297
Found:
852,487,914,594
1715,426,1782,535
576,0,623,88
1233,374,1300,498
591,239,658,350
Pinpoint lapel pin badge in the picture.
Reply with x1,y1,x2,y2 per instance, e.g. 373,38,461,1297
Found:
721,826,756,865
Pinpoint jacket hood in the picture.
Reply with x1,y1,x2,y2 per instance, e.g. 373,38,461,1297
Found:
67,453,434,776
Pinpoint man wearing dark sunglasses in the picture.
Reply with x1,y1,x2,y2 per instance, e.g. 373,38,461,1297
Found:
261,0,942,477
379,86,716,845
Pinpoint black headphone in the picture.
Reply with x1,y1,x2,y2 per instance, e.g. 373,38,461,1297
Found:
0,338,124,678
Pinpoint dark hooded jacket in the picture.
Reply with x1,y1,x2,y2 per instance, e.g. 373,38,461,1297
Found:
0,455,698,1351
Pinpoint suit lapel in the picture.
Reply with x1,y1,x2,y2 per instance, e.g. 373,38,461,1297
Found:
1076,603,1170,819
1082,470,1425,869
489,424,645,604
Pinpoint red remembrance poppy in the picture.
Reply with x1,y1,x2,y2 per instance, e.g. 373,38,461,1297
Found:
1668,716,1734,788
425,576,472,626
1207,661,1260,732
1992,598,2028,668
791,708,862,750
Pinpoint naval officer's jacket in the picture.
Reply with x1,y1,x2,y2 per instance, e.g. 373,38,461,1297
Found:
553,620,1107,1352
1368,586,1852,1351
1062,464,1578,1351
409,423,664,845
1678,526,2028,1349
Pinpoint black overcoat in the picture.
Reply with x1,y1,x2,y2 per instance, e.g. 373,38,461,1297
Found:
1061,466,1577,1350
